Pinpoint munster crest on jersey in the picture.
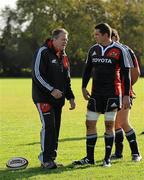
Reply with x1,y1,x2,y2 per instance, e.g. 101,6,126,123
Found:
107,48,120,60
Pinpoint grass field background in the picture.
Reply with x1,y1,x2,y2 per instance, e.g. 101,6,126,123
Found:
0,78,144,180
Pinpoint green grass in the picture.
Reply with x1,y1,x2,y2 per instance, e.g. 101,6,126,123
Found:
0,78,144,180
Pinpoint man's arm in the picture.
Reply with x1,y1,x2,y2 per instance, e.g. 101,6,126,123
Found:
65,75,75,100
82,51,92,100
125,46,141,85
120,47,131,109
131,67,140,85
130,50,141,85
122,67,131,109
65,69,76,110
32,47,54,92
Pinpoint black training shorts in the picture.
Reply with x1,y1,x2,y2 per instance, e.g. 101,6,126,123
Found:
87,95,121,114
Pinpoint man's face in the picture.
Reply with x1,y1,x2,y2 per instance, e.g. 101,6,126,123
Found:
94,29,106,44
53,32,68,50
111,36,120,42
111,36,117,42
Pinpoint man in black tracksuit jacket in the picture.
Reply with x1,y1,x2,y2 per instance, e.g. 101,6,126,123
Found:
32,28,75,169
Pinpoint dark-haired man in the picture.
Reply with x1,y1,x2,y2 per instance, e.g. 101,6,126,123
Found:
32,28,76,169
111,29,142,162
73,23,131,167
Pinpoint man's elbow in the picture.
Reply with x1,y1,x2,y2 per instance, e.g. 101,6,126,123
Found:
131,68,140,85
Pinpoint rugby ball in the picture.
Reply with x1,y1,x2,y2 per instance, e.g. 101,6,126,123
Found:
6,157,28,170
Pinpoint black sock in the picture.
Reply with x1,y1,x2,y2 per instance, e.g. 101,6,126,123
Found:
86,134,97,161
115,128,124,156
126,129,139,155
104,133,114,161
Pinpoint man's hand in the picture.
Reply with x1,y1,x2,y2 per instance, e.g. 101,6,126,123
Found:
122,95,131,109
51,89,63,99
82,88,90,100
69,98,76,110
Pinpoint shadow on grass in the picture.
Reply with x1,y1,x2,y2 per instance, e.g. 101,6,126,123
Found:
0,163,95,180
0,160,119,180
140,131,144,135
18,135,104,146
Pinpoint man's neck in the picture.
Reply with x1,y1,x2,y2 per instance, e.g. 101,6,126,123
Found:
101,39,112,46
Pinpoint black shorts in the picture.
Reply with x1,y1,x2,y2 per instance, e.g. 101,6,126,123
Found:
87,95,121,114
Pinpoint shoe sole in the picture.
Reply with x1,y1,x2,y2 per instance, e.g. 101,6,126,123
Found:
41,164,57,169
56,163,64,167
111,157,123,160
72,162,95,166
103,164,111,167
132,157,142,162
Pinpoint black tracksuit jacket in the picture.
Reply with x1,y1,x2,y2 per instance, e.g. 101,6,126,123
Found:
32,40,75,107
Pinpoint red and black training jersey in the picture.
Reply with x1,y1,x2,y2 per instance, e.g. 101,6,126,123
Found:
82,42,131,96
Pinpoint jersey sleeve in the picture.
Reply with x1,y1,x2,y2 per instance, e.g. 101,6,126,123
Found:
65,61,75,100
120,48,131,96
82,49,93,88
128,47,140,69
32,47,54,93
65,76,75,100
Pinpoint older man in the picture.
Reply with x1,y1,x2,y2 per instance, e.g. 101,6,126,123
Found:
32,28,76,169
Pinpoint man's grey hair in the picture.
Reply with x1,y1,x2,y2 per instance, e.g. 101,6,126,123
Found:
52,28,68,39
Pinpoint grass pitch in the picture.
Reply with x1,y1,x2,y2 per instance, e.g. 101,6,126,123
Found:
0,78,144,180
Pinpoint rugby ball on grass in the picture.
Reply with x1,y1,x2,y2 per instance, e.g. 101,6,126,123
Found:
6,157,28,170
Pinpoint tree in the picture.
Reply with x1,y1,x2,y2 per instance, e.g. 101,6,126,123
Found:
0,0,144,76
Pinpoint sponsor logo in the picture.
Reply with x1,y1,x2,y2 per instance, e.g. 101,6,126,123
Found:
130,140,135,143
92,51,97,56
92,58,112,64
52,59,57,63
111,103,117,108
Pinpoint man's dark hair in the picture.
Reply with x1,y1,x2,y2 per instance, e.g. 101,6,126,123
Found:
111,28,120,41
95,23,112,37
52,28,68,39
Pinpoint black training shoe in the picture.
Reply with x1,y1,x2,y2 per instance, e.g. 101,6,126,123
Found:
41,161,57,169
111,154,123,160
103,159,111,167
132,154,142,162
72,157,95,166
55,162,64,167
